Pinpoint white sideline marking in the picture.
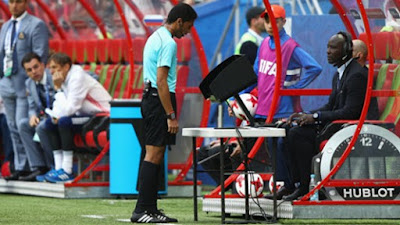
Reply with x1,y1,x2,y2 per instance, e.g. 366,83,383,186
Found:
116,218,131,222
81,215,105,219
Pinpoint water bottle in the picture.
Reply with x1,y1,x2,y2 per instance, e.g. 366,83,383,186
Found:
309,174,319,201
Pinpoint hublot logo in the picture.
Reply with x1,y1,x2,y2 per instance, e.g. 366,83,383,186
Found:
338,187,398,200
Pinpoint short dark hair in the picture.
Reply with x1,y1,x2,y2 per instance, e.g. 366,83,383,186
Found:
246,7,264,26
48,52,72,67
166,3,197,24
21,52,41,68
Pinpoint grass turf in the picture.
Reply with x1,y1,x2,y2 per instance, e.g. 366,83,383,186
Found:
0,193,400,224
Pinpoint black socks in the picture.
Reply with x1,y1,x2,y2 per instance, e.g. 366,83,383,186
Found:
134,161,160,213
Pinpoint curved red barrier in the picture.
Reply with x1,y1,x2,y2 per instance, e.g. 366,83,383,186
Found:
0,1,10,18
123,0,151,37
330,0,357,38
113,0,134,98
77,0,108,39
34,0,67,40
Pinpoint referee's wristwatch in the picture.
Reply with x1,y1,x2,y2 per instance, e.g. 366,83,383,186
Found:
166,111,176,120
313,112,320,124
312,112,319,120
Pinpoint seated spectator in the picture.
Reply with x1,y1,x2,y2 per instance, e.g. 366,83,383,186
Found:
40,53,111,183
16,53,55,181
352,39,379,120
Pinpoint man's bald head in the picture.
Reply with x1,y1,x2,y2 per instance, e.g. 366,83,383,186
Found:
352,39,368,66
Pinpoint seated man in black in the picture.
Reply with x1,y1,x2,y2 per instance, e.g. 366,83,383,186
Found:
280,31,379,201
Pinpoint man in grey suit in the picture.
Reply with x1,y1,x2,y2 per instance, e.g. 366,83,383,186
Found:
0,0,49,180
18,53,54,181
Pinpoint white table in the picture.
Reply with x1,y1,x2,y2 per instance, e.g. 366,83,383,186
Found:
182,127,286,223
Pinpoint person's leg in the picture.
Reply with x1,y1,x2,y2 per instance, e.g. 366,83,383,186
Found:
36,119,54,169
17,118,49,181
264,137,294,199
40,118,63,182
18,118,47,170
284,125,318,200
269,137,292,187
135,145,165,214
58,116,90,175
2,96,28,171
46,116,78,182
45,115,91,183
0,114,13,163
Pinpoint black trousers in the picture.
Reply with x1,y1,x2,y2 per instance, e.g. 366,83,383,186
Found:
286,125,319,191
43,116,90,151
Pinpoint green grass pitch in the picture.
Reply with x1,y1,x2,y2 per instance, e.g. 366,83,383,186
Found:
1,194,400,224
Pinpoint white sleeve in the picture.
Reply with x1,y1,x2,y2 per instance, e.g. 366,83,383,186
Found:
62,71,90,116
48,92,68,118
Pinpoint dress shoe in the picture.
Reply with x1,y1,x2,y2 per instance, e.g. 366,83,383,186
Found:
282,188,308,201
264,186,294,200
4,171,30,181
19,168,48,181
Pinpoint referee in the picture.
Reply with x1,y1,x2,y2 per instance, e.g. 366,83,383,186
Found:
131,3,197,224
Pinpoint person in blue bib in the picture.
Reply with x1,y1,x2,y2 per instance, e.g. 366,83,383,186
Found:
238,5,322,200
130,3,197,224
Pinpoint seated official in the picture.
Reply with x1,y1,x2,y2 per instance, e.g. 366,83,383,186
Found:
39,53,111,183
13,53,56,181
281,31,379,201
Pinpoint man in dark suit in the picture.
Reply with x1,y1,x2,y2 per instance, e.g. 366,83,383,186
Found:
0,0,49,180
280,31,376,200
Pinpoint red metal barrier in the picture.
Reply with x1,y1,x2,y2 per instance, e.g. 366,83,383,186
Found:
123,0,151,37
0,1,10,18
34,0,67,40
113,0,135,98
330,0,357,38
78,0,108,39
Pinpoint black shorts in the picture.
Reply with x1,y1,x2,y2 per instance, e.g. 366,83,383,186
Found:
141,87,177,146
